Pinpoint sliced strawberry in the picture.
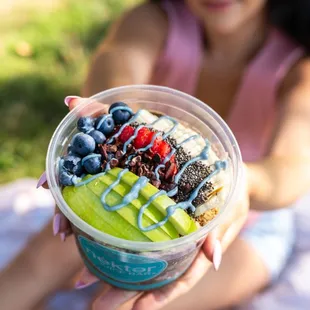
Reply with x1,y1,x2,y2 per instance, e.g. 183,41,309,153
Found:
171,155,178,175
172,162,178,175
165,162,177,180
157,140,171,159
151,139,176,165
165,156,178,178
150,136,162,155
119,125,134,143
133,127,153,149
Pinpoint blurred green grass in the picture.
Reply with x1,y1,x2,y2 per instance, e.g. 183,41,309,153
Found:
0,0,139,183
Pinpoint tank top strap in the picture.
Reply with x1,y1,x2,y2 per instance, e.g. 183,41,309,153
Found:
228,28,304,161
247,28,304,95
150,0,203,95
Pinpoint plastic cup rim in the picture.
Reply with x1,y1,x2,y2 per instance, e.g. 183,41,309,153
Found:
46,84,243,251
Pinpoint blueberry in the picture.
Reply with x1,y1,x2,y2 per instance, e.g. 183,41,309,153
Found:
95,115,115,136
67,145,77,155
88,130,106,144
63,155,84,176
109,102,132,125
77,116,94,133
71,133,96,156
83,154,102,174
59,170,74,186
108,101,127,113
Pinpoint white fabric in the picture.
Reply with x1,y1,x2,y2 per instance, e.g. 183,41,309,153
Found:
0,179,96,310
239,194,310,310
0,179,54,268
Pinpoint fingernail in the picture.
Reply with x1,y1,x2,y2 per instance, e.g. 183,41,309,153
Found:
36,172,47,188
212,239,222,271
75,268,99,291
53,214,61,236
60,232,66,242
75,280,94,290
64,95,80,106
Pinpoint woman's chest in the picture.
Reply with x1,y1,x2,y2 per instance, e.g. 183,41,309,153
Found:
194,56,245,120
193,56,274,161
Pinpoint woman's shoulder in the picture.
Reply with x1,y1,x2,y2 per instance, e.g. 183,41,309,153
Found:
125,1,167,22
107,2,168,48
279,56,310,101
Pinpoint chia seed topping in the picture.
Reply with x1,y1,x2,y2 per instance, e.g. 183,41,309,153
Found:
173,160,214,207
167,137,214,207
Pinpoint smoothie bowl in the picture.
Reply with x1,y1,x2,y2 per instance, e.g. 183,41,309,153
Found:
46,85,242,290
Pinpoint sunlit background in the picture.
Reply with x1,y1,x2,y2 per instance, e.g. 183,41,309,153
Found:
0,0,140,184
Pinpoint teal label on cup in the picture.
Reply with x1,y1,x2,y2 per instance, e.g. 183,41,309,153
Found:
78,235,168,283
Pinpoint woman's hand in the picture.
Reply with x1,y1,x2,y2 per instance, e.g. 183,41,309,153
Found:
38,96,250,310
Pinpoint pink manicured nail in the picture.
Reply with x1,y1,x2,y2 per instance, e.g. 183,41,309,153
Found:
75,280,94,290
53,214,61,236
36,172,47,188
212,239,222,271
60,232,66,242
64,95,80,106
76,267,99,291
75,268,99,290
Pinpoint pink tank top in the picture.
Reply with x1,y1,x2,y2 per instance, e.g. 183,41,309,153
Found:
150,0,304,225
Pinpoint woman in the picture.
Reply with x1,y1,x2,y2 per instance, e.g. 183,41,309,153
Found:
2,0,310,309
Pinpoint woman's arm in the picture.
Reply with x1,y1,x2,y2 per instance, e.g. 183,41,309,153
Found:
0,5,169,309
82,2,167,96
248,58,310,210
0,221,82,310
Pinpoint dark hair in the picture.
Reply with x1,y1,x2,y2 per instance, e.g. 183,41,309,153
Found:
151,0,310,52
268,0,310,52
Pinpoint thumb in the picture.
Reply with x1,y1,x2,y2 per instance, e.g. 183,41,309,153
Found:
202,231,222,271
64,95,109,115
64,95,85,111
202,232,217,261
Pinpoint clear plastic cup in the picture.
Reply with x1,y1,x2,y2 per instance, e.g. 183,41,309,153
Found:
46,85,242,290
